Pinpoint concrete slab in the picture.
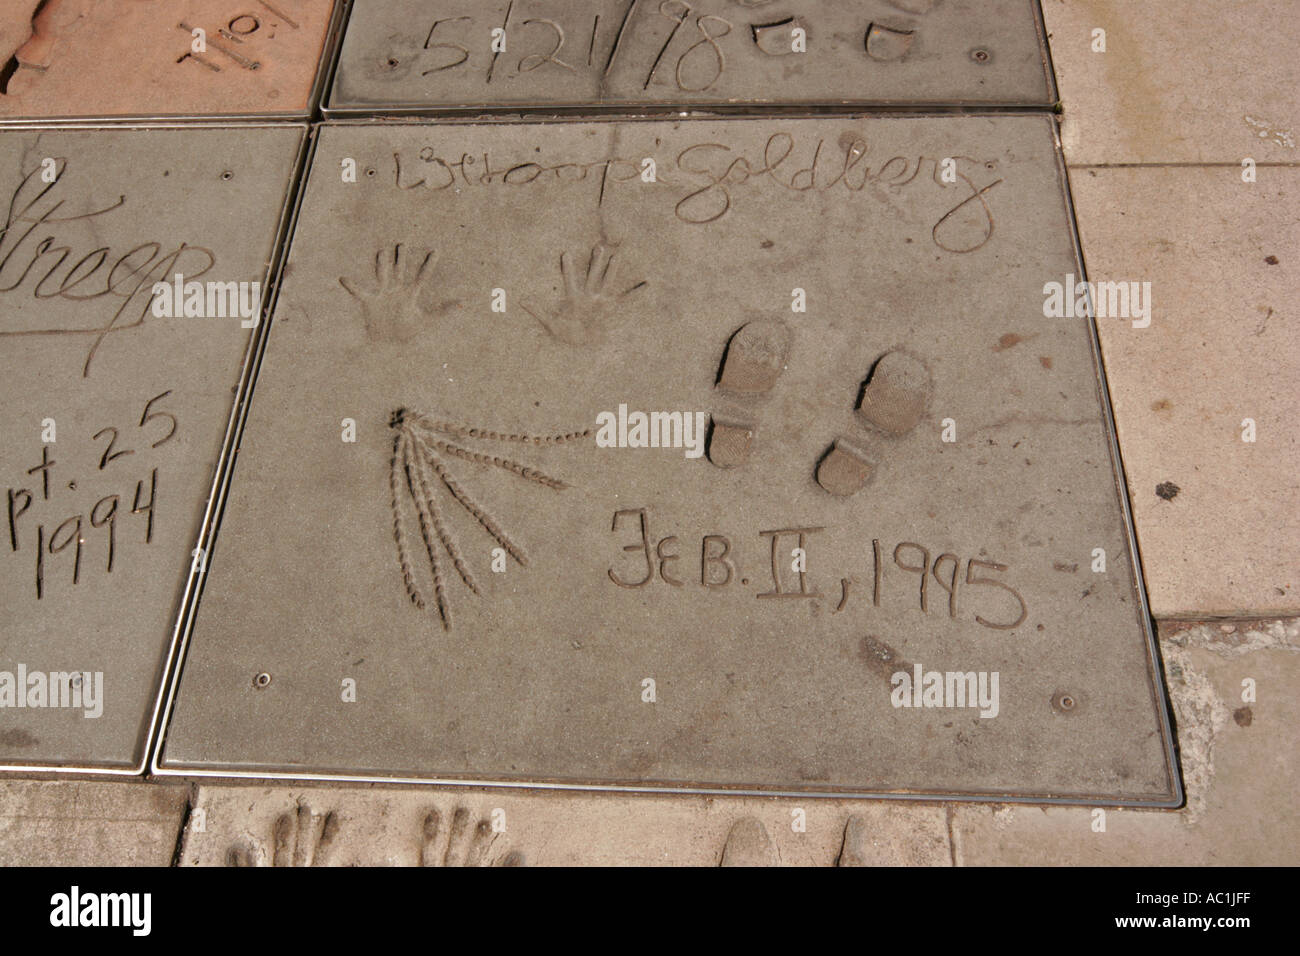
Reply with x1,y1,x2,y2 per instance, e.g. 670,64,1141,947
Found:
0,779,188,865
0,125,305,770
952,619,1300,865
159,116,1175,804
1040,0,1300,165
328,0,1055,113
179,783,951,865
1071,165,1299,617
0,0,340,122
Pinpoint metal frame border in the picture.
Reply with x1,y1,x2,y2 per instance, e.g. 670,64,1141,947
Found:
150,122,324,782
0,120,310,777
0,0,349,128
1049,116,1184,811
151,112,1182,809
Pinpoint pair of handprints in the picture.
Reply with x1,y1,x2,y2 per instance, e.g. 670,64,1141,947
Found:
338,241,645,347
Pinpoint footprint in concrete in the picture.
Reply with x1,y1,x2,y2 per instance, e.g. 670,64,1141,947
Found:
1,0,68,93
816,350,932,496
865,23,915,62
707,320,792,469
226,801,341,867
420,806,525,867
834,815,872,866
719,817,778,866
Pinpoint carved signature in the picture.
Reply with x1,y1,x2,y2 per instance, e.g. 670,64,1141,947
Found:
0,160,215,377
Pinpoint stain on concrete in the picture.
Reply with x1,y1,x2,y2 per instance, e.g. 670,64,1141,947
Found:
993,332,1034,351
0,729,37,748
859,635,911,687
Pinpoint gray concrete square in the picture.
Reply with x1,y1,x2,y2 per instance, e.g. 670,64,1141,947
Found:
159,116,1175,804
329,0,1055,113
0,124,305,769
